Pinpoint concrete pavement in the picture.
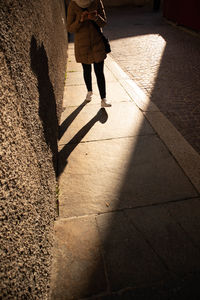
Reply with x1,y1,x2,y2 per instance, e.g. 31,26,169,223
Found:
49,39,200,299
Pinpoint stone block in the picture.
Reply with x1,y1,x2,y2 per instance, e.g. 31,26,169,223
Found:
50,217,107,299
58,135,197,218
125,205,200,275
96,211,169,291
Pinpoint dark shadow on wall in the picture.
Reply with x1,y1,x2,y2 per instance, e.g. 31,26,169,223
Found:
30,36,58,173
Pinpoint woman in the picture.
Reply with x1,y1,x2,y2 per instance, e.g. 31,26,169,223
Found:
67,0,111,107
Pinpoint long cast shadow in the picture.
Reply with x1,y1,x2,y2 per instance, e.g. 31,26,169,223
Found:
58,108,108,177
59,101,87,140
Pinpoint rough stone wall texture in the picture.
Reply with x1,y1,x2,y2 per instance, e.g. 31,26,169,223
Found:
0,0,67,298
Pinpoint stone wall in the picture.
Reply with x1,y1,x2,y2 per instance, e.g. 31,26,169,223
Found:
0,0,67,298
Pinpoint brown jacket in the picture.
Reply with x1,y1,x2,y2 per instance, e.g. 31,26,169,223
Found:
67,0,107,64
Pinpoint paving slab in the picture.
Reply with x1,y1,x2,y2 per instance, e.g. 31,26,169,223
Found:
67,61,82,72
50,217,107,300
167,198,200,249
96,211,170,292
120,79,160,112
59,102,154,147
106,55,160,112
62,81,130,108
125,204,200,275
83,272,200,300
145,111,200,193
106,55,130,81
58,135,197,218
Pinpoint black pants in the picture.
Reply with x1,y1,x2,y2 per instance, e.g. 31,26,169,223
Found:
82,61,106,99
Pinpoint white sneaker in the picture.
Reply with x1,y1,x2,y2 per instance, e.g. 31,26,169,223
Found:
101,98,112,107
85,91,93,102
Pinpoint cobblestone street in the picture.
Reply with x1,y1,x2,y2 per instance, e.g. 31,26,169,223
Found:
105,5,200,154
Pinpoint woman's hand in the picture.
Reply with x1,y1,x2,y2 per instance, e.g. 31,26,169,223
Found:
80,10,98,22
88,10,98,20
80,11,88,22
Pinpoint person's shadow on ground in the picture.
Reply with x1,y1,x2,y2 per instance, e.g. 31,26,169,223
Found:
59,101,88,140
58,107,108,177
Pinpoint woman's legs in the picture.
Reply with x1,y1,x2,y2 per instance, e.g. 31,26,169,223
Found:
82,63,92,92
82,61,111,106
94,61,106,99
